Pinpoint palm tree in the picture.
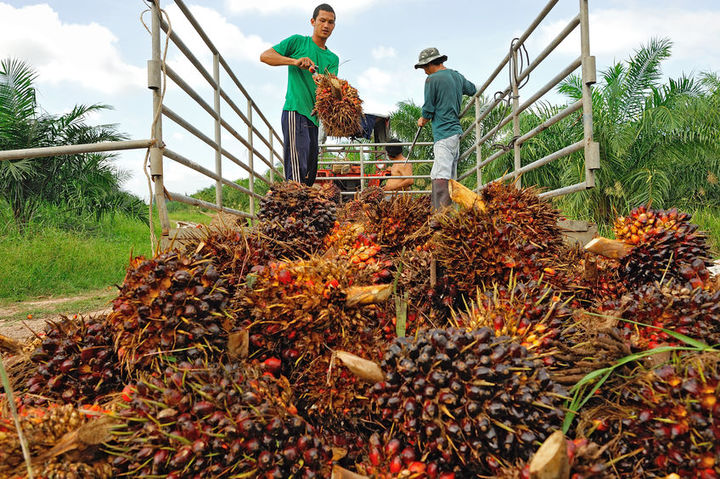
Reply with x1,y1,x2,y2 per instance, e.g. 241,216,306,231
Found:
0,58,147,231
552,38,720,224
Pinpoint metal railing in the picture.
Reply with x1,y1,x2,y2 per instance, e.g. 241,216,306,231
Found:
149,0,283,236
457,0,599,197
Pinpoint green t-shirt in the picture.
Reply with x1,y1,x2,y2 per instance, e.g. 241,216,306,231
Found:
273,34,339,126
421,69,476,141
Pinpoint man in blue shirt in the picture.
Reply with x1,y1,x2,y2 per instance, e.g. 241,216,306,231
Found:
415,47,476,209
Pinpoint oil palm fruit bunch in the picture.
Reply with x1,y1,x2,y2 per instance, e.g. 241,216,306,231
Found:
361,194,433,255
22,315,122,405
109,361,332,478
181,225,276,287
601,282,720,350
576,353,720,478
359,186,386,206
0,403,109,477
613,206,712,289
431,183,566,304
325,222,384,270
256,181,338,259
499,437,608,479
368,328,567,475
452,278,572,355
313,73,363,138
354,432,457,478
236,256,382,376
107,251,233,374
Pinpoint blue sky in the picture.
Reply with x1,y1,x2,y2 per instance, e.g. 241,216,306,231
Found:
1,0,719,200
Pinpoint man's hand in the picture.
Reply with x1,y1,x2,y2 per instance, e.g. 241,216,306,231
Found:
295,57,317,72
417,117,429,127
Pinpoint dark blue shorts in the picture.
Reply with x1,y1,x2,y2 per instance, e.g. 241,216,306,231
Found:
281,110,319,186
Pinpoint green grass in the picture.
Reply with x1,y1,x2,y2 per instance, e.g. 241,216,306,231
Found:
0,201,213,302
692,207,720,257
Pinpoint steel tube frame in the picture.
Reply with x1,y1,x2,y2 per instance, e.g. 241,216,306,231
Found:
150,1,170,238
166,191,252,218
0,140,153,162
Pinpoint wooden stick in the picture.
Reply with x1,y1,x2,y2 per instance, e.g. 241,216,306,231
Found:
449,179,487,213
584,237,633,259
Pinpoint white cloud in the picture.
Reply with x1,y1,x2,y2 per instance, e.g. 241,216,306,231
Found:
0,3,144,95
371,46,397,60
225,0,379,15
357,67,393,92
354,66,423,116
532,8,720,69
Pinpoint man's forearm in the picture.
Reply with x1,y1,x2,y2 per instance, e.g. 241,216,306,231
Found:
260,48,295,67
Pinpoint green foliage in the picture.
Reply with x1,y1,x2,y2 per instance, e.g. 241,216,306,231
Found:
191,172,278,212
0,58,147,231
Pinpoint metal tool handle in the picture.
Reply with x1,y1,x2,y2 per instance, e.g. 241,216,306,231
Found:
405,125,423,163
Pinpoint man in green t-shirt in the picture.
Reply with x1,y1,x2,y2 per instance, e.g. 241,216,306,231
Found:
415,47,476,209
260,4,339,186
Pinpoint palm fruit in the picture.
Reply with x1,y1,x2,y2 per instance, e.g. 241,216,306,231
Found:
394,246,455,324
256,181,338,259
109,361,332,478
430,182,566,306
324,221,387,276
313,73,363,138
107,251,233,374
0,403,106,476
359,186,385,206
360,194,433,255
600,282,720,350
613,206,712,289
355,432,457,478
235,256,382,376
21,315,122,405
452,278,572,356
576,353,720,478
369,328,567,475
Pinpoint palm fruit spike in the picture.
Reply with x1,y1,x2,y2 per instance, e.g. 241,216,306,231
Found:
256,181,339,260
108,251,233,374
575,352,720,478
609,206,712,289
235,256,387,377
452,276,572,357
313,73,364,138
355,193,433,256
108,361,332,478
354,432,458,478
431,181,567,305
368,328,567,475
601,282,720,350
21,315,123,406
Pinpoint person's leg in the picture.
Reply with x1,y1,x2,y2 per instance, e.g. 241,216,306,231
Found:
305,121,319,186
430,136,458,210
281,110,305,182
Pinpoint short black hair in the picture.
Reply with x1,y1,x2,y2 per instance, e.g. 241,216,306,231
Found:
385,138,404,158
430,57,445,66
313,4,335,19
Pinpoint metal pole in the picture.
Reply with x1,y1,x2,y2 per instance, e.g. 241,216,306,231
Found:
149,0,170,239
248,101,255,219
359,145,365,192
474,96,483,191
213,53,222,207
269,131,275,184
580,0,599,188
511,46,522,189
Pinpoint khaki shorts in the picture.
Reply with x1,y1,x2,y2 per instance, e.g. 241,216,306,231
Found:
430,134,460,180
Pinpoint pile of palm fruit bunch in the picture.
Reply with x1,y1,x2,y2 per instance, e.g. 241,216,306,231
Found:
256,180,339,259
611,205,713,289
366,328,568,476
107,361,333,478
0,402,114,479
313,73,363,138
107,250,234,374
15,315,122,406
5,179,720,479
572,352,720,478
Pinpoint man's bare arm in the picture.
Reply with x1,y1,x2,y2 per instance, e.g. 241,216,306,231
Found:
260,48,315,71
